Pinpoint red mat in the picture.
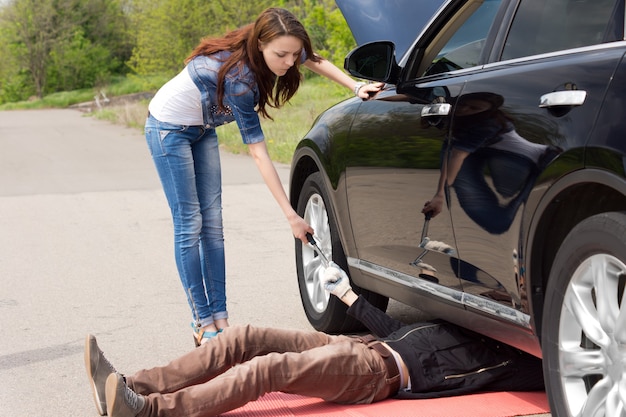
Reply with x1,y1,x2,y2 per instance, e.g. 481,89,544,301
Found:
222,391,549,417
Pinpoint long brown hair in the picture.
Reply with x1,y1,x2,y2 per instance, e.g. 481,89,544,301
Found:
186,8,320,119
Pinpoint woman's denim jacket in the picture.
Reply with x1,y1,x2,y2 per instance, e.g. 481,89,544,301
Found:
187,52,264,144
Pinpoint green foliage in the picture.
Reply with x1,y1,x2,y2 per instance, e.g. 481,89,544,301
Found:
79,0,133,73
206,0,276,30
0,0,131,102
0,20,34,102
0,73,171,110
0,87,96,109
47,28,115,91
0,72,34,103
105,74,171,95
126,0,199,75
291,0,355,69
128,0,275,76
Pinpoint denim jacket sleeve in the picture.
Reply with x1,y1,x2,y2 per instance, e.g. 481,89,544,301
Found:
187,54,265,144
223,72,265,144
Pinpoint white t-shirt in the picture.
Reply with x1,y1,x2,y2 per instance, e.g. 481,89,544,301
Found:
489,130,547,164
148,67,204,125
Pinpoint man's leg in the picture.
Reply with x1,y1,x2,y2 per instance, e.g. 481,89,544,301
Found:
138,335,393,417
127,325,337,395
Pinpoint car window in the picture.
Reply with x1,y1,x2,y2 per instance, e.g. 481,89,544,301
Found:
502,0,620,61
420,0,502,77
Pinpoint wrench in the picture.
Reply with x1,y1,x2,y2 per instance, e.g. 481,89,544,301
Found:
411,211,433,266
306,232,330,267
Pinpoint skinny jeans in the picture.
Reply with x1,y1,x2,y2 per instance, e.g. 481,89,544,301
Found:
145,115,227,327
127,325,398,417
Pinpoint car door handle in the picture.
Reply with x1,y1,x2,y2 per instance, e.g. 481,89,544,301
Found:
539,90,587,108
421,103,451,117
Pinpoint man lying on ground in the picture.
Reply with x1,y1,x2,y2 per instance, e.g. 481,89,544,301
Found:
85,263,544,417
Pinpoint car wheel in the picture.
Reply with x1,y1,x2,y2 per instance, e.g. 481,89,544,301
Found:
295,172,388,333
542,211,626,416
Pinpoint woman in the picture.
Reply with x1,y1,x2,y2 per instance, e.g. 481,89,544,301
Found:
145,7,381,346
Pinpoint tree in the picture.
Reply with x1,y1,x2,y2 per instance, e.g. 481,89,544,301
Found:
2,0,60,97
0,0,131,100
0,18,34,102
47,27,113,92
293,0,355,69
127,0,208,76
206,0,275,30
128,0,274,76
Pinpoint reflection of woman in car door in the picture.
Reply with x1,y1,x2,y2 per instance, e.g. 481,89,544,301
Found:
422,92,559,234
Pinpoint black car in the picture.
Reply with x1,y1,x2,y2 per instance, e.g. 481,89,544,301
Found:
289,0,626,415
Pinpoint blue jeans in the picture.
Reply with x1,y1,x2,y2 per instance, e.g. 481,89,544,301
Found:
453,148,538,235
145,115,227,327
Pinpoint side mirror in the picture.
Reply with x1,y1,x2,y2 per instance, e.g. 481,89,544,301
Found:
344,41,401,83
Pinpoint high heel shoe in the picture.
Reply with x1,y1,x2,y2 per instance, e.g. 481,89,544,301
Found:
191,323,222,347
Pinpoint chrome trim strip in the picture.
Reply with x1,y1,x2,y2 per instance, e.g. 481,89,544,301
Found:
484,41,626,69
348,257,531,329
349,257,463,304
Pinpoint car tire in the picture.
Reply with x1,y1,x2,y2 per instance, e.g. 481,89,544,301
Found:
295,172,388,333
542,211,626,416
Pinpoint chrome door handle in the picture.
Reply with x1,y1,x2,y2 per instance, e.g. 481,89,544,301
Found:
539,90,587,108
421,102,451,117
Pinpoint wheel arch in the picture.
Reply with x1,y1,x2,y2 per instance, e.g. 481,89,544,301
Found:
290,139,356,258
290,150,321,210
289,96,362,211
527,168,626,341
289,111,341,211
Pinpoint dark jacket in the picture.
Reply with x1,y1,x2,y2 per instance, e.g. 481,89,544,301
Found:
347,296,544,398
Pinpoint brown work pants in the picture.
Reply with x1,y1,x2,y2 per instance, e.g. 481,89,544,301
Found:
127,325,399,417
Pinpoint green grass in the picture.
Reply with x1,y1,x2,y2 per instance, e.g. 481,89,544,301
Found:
0,89,96,110
102,74,171,96
0,74,169,111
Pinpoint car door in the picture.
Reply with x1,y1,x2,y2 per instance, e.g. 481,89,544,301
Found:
343,0,505,310
443,0,623,320
343,84,461,299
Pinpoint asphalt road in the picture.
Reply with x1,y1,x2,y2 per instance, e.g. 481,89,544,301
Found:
0,109,549,417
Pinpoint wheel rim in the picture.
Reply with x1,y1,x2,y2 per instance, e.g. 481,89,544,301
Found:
301,192,332,313
559,254,626,416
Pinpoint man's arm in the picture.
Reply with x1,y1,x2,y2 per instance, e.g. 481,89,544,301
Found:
336,288,358,307
323,264,405,337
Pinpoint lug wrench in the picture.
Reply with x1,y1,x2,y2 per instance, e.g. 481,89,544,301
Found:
306,232,330,267
411,211,433,266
